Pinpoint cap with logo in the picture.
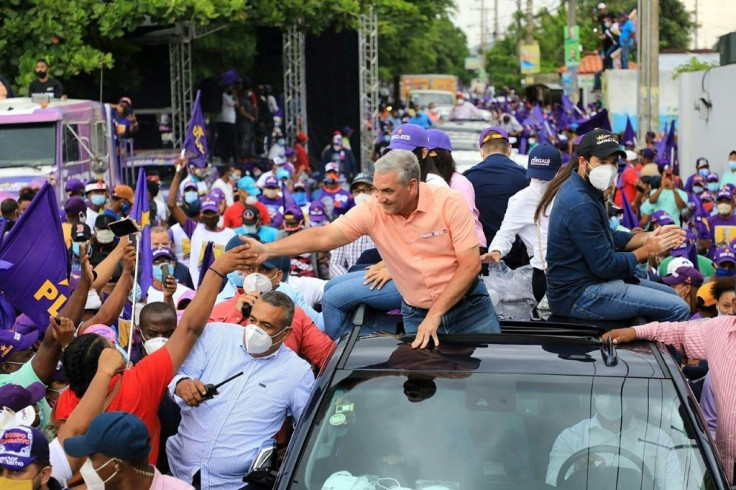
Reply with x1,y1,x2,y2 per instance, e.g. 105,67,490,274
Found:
526,144,562,181
64,196,87,216
64,412,151,460
325,162,340,174
350,173,373,189
640,148,656,160
666,257,694,276
649,210,674,226
661,266,705,287
714,248,736,265
427,129,453,152
237,176,261,196
706,172,719,183
0,426,50,470
84,180,108,194
478,126,509,147
94,214,116,230
283,206,304,223
692,175,705,185
263,176,280,189
670,231,696,258
0,330,39,363
200,198,219,213
71,222,92,242
112,185,134,203
697,283,717,307
577,129,626,160
696,157,709,169
0,383,46,412
388,124,429,151
308,201,327,224
183,182,198,192
152,246,175,262
65,178,85,193
293,181,306,191
242,205,260,226
208,188,225,204
715,189,732,201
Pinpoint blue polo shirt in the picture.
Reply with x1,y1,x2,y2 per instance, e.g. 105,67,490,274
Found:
463,153,529,245
546,172,637,315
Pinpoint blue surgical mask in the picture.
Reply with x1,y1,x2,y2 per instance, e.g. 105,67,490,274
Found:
227,270,243,288
609,216,620,230
90,194,106,207
184,191,199,204
692,185,704,194
72,242,81,257
730,161,736,171
130,283,141,303
277,138,286,146
121,202,131,214
699,168,710,177
708,183,719,192
716,268,735,277
153,264,163,282
230,173,239,182
115,342,130,364
293,191,307,206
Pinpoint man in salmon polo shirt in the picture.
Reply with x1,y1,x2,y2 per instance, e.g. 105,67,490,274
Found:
243,148,500,349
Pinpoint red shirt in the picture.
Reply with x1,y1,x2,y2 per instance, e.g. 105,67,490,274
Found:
614,165,640,208
209,293,335,368
223,201,270,228
294,143,310,173
54,348,174,464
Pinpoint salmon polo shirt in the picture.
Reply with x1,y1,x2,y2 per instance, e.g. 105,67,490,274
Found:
334,182,479,309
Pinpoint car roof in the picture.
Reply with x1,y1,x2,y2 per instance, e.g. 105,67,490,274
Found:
339,331,667,379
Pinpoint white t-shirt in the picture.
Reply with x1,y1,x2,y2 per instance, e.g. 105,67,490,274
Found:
426,173,449,187
286,276,326,308
169,223,191,267
211,178,235,206
188,224,235,286
49,437,72,486
217,93,236,124
85,208,99,229
146,283,194,305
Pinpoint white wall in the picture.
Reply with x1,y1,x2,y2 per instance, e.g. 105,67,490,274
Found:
604,69,679,132
678,64,736,180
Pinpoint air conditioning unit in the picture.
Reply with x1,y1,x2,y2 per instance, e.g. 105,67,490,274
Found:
719,31,736,66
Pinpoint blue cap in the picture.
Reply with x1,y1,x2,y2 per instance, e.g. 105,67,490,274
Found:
388,124,429,151
526,144,562,181
64,412,151,460
426,129,453,152
236,176,261,196
276,168,291,180
479,126,509,146
0,426,49,470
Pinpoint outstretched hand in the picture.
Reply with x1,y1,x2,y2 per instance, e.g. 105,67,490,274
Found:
211,236,258,275
601,327,637,345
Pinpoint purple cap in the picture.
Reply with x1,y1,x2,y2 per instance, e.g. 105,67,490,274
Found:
273,156,287,167
183,181,198,191
714,248,736,265
284,147,297,158
650,210,674,226
342,126,354,135
640,148,655,160
221,68,239,85
427,129,453,152
208,188,225,204
692,175,705,185
700,191,714,202
0,426,50,470
0,383,46,412
263,176,280,189
388,124,429,151
479,126,509,146
176,290,196,309
65,178,84,193
11,314,37,335
200,198,219,213
152,246,175,262
661,266,705,287
283,206,304,221
308,201,327,223
573,135,583,146
64,196,87,216
716,189,732,201
706,172,719,182
0,330,39,362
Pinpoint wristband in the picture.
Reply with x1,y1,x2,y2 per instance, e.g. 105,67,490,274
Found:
97,369,115,377
209,267,225,279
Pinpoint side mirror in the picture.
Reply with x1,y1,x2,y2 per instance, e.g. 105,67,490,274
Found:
243,439,278,489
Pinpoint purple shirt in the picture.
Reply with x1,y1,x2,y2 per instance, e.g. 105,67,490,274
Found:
314,188,354,219
700,373,717,439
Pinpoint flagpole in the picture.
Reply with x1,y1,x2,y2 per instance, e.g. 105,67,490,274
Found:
127,232,141,368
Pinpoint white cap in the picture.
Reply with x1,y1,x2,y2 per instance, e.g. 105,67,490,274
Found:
598,2,606,9
625,150,638,161
667,257,694,276
84,181,108,193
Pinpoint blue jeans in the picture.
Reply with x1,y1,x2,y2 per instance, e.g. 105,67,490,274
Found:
570,279,691,323
401,280,500,335
322,270,402,339
620,43,631,69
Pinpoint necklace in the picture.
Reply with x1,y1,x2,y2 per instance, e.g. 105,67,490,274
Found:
129,464,155,478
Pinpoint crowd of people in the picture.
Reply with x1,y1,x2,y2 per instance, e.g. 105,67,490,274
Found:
0,106,735,489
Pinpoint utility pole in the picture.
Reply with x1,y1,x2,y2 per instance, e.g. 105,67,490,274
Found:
694,0,699,49
493,0,499,42
480,0,487,74
516,0,522,42
637,0,660,143
567,0,579,103
525,0,534,43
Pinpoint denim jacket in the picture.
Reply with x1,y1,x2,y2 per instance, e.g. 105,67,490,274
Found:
546,172,637,315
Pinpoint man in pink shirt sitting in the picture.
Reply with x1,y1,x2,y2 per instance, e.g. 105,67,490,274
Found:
244,148,499,349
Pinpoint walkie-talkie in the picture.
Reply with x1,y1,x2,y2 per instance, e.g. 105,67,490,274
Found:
202,371,244,400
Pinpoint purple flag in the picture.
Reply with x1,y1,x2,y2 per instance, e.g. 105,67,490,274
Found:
666,121,677,172
621,191,639,230
130,169,153,299
0,183,70,330
656,122,670,165
197,241,215,288
183,90,209,168
281,183,296,210
575,109,612,134
622,116,637,147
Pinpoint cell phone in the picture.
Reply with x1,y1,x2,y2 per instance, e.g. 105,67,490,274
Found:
108,217,140,237
161,264,171,284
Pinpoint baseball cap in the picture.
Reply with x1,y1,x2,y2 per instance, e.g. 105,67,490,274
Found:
95,214,116,230
64,196,87,216
0,383,45,412
342,126,354,135
71,222,92,242
308,201,327,224
0,426,50,470
118,97,132,106
692,175,705,185
714,248,736,265
276,168,291,181
624,150,638,161
640,148,655,160
65,178,84,193
64,412,151,460
283,206,304,222
284,147,297,158
696,157,709,168
112,185,134,203
296,131,308,142
661,266,704,287
650,210,674,226
176,290,195,310
152,246,175,262
242,205,260,226
607,204,623,216
427,129,453,152
700,191,714,202
182,181,198,191
200,198,219,213
388,124,429,151
697,283,717,307
577,129,626,160
237,176,261,196
263,176,280,189
293,181,306,191
208,188,225,204
706,172,719,182
0,330,39,363
479,126,509,147
324,162,340,174
666,257,694,275
716,189,732,201
351,173,373,190
84,180,107,193
597,2,606,8
273,156,287,167
526,144,562,181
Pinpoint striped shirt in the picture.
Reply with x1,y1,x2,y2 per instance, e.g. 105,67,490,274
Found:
166,323,314,489
635,317,736,482
328,235,375,278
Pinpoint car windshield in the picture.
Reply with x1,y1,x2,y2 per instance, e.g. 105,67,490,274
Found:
291,372,715,490
0,123,56,168
411,93,455,107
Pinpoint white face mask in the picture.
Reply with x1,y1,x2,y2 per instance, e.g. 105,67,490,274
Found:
586,161,618,192
242,272,275,293
354,193,371,205
245,195,259,205
142,335,168,355
716,202,733,215
96,229,115,244
243,324,288,355
80,458,118,490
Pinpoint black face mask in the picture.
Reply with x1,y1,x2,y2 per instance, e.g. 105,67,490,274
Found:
503,115,511,124
36,70,47,79
147,181,160,198
201,215,219,229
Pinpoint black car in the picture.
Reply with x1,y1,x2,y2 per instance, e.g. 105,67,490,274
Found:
247,318,730,490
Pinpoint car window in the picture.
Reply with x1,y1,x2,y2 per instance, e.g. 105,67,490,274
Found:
291,372,716,490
